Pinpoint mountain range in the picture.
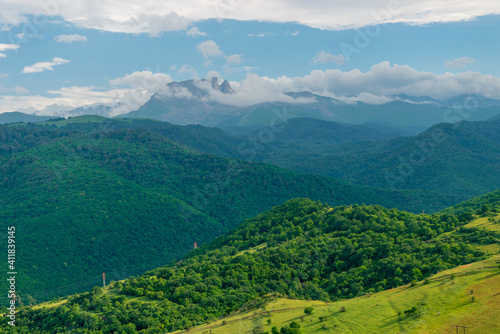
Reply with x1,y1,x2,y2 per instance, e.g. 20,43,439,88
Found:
3,78,500,135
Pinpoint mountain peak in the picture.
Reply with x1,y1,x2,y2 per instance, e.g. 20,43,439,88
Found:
220,79,235,94
164,77,234,98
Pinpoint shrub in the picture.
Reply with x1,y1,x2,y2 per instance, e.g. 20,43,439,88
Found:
304,307,313,315
404,306,418,316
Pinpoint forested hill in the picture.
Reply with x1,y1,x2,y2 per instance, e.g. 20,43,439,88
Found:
28,115,499,202
441,189,500,215
3,194,499,333
0,124,457,303
237,119,500,200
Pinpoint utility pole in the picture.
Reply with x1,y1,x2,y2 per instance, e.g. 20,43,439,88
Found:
103,272,106,288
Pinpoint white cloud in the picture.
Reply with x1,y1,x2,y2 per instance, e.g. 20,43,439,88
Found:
178,64,199,79
225,54,243,66
335,92,394,105
0,85,154,116
286,29,300,36
13,86,29,94
0,87,114,114
1,1,499,35
187,27,207,37
197,40,223,58
445,56,476,69
199,63,500,106
248,32,273,37
22,57,70,74
0,44,19,58
201,73,315,107
4,61,500,116
54,34,87,43
244,66,259,72
205,70,222,80
312,50,345,65
0,43,19,51
266,61,500,100
110,70,173,89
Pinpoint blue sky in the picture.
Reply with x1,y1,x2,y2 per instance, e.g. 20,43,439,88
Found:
0,1,499,115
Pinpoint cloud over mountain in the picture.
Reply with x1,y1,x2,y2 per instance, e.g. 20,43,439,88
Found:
5,62,500,115
110,71,173,89
268,62,500,100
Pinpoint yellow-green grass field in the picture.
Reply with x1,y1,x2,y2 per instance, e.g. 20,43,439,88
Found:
171,254,500,334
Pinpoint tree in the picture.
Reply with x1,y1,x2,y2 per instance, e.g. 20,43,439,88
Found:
304,307,313,315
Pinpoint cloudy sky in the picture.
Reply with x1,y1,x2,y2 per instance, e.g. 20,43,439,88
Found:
0,0,499,114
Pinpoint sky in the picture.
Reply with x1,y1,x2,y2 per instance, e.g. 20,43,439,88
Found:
0,0,499,115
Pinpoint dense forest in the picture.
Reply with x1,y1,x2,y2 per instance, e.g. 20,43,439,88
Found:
2,194,498,333
32,116,500,201
0,122,458,303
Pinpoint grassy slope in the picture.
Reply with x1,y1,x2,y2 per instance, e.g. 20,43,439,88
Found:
177,256,500,334
173,214,500,334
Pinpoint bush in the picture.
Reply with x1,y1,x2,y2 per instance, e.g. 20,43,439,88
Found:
304,307,313,315
404,306,418,316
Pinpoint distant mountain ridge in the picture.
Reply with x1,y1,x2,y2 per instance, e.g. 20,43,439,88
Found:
4,78,500,131
121,78,500,130
0,111,53,124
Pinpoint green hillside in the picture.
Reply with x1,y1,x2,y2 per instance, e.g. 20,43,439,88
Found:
441,189,500,215
0,111,53,124
178,253,500,334
0,125,458,303
28,116,500,203
41,115,107,127
253,119,500,200
3,193,498,333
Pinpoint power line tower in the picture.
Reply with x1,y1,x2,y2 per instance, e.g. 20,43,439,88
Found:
102,272,106,288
